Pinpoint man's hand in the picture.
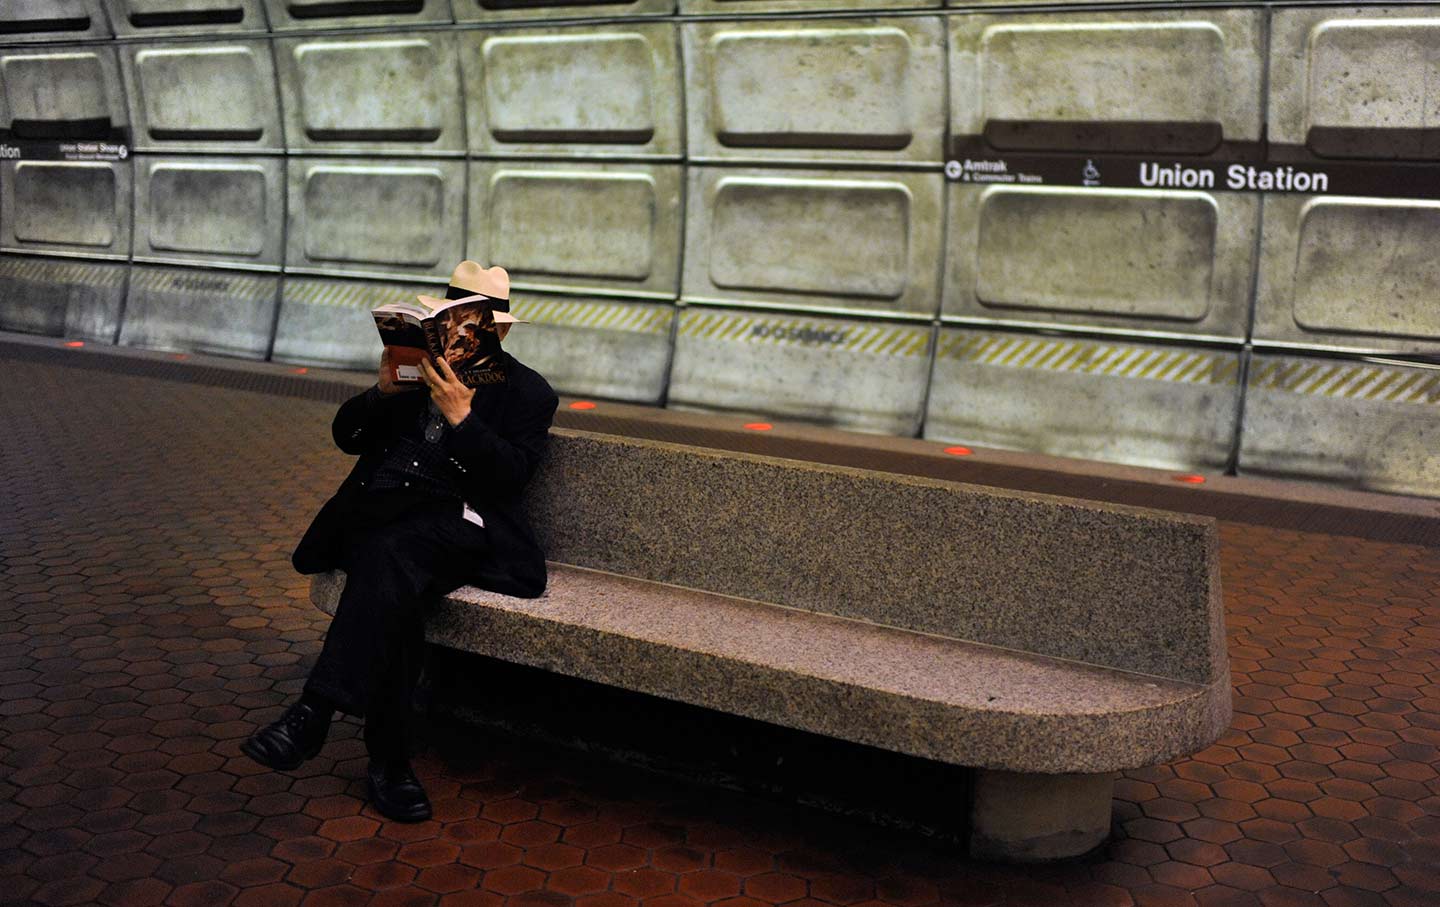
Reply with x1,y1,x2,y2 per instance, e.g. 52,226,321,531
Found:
420,356,475,427
377,348,421,396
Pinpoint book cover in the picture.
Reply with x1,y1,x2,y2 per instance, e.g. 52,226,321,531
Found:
371,294,507,388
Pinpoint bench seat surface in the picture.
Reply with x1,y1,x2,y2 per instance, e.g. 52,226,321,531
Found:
317,564,1230,774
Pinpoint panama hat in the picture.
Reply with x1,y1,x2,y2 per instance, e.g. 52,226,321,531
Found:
440,260,528,324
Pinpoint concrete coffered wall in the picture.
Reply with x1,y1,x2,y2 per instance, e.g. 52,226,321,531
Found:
0,0,1436,496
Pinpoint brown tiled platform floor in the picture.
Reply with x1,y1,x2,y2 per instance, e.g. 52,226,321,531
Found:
3,349,1439,907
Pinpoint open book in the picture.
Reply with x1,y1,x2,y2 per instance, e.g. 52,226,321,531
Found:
372,293,506,388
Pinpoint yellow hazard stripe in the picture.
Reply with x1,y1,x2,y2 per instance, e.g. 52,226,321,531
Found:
517,299,670,335
0,256,126,288
1250,358,1440,405
677,310,930,357
937,333,1240,386
283,277,417,310
128,267,276,302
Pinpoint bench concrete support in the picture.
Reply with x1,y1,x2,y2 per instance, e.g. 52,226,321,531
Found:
969,769,1118,861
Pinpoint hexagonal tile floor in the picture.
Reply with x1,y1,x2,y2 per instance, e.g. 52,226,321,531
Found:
2,348,1437,907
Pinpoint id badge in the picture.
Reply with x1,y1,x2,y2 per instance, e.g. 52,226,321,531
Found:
461,503,485,529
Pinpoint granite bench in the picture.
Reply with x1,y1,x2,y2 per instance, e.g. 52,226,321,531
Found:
310,428,1231,861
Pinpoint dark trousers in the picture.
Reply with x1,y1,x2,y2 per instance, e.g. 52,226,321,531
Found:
302,490,493,762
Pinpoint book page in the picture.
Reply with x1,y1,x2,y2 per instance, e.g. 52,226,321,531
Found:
372,311,429,383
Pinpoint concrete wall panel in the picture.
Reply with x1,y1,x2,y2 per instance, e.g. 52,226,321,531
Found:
461,24,680,159
1256,194,1440,355
0,45,127,140
0,256,125,341
0,2,111,43
950,9,1263,155
122,41,282,152
1,160,132,259
263,0,450,31
925,328,1242,472
272,275,429,368
683,166,944,317
468,161,681,299
277,32,464,155
106,0,270,36
1271,7,1440,160
684,18,945,165
118,266,278,358
498,293,673,403
669,306,933,436
1241,353,1440,497
135,156,284,268
944,184,1257,340
450,0,672,26
286,158,464,280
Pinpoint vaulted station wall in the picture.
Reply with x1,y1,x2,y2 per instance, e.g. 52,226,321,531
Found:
1,1,1436,496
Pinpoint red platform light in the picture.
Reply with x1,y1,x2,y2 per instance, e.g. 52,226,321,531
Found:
292,367,309,375
744,422,773,431
944,446,973,456
64,340,84,348
172,353,189,360
569,401,597,410
1173,474,1206,484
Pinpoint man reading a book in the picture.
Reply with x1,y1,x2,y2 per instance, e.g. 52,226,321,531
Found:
241,262,559,822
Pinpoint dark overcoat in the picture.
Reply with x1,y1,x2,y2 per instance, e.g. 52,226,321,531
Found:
292,350,559,598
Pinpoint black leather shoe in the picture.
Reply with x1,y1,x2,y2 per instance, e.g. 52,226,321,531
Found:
367,758,432,823
240,702,332,771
